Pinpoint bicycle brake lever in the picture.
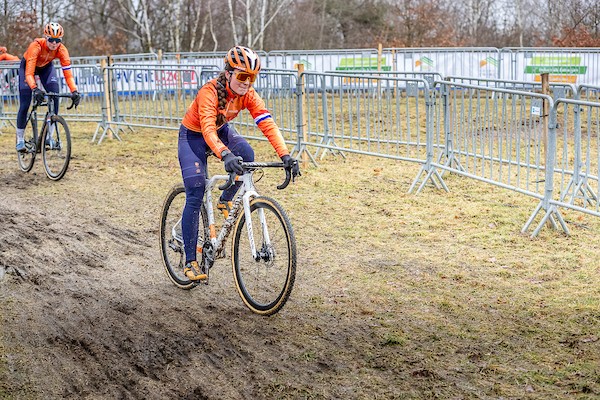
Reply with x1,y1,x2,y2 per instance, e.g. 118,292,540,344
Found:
218,171,237,191
277,167,292,190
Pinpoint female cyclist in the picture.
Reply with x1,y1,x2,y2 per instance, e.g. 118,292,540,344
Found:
15,22,80,152
178,45,300,281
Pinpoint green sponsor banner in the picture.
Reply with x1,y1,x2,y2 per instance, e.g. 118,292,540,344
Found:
336,57,391,71
531,56,581,65
336,66,392,71
525,65,587,74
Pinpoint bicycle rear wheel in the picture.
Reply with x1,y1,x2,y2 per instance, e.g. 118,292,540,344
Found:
159,184,208,289
232,196,296,315
17,118,37,172
42,116,71,181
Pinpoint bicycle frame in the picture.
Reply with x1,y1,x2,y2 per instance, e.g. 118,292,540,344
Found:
170,162,291,270
24,93,71,153
203,171,260,260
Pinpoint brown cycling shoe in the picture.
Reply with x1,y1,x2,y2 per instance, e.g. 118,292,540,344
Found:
183,260,207,281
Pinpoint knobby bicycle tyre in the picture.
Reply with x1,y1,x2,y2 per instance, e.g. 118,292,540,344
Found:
232,196,297,315
159,184,208,290
17,116,37,172
42,115,71,181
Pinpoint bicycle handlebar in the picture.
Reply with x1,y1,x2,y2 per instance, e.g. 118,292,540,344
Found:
33,92,78,110
218,162,293,191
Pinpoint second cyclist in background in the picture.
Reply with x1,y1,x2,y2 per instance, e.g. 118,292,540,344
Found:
15,22,80,152
177,45,300,281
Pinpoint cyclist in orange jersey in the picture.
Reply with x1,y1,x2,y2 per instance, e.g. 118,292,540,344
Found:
15,22,80,152
177,45,300,281
0,47,19,61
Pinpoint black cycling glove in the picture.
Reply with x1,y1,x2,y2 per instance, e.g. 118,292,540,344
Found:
222,151,244,175
71,91,81,107
32,87,45,104
281,154,301,180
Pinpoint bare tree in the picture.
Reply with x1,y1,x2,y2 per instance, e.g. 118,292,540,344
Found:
115,0,153,51
4,0,600,54
226,0,293,48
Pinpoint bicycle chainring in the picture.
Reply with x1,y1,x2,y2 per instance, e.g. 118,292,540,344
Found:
201,240,215,283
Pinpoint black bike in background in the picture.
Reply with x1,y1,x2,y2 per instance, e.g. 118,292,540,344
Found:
17,92,76,181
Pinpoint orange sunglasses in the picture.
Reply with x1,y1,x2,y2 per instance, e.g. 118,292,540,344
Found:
233,71,258,84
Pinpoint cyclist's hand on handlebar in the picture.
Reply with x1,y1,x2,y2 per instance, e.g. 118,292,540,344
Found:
32,87,45,104
71,91,81,108
222,150,244,175
281,154,301,181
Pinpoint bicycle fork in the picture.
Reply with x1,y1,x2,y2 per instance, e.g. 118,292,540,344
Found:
241,190,273,262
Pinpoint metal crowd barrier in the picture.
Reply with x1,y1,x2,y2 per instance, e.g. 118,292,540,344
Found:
94,64,203,142
553,98,600,217
415,82,555,228
0,62,20,131
3,57,600,238
445,75,578,99
406,80,599,236
296,71,432,165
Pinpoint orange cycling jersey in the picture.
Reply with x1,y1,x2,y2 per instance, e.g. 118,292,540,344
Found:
22,38,77,92
182,78,289,159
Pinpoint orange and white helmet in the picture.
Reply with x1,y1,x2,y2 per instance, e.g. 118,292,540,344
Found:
225,46,261,74
44,22,64,39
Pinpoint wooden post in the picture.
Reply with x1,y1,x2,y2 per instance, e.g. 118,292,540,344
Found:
176,53,183,100
541,72,549,158
377,43,382,72
295,63,308,167
101,58,113,140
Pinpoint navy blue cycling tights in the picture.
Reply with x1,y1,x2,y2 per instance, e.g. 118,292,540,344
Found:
17,59,59,129
178,123,254,264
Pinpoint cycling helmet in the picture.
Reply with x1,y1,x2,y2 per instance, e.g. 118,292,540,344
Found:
44,22,64,39
225,46,261,74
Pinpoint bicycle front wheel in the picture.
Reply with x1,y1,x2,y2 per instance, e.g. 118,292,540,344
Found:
42,116,71,181
159,184,209,289
17,118,37,172
232,196,297,315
